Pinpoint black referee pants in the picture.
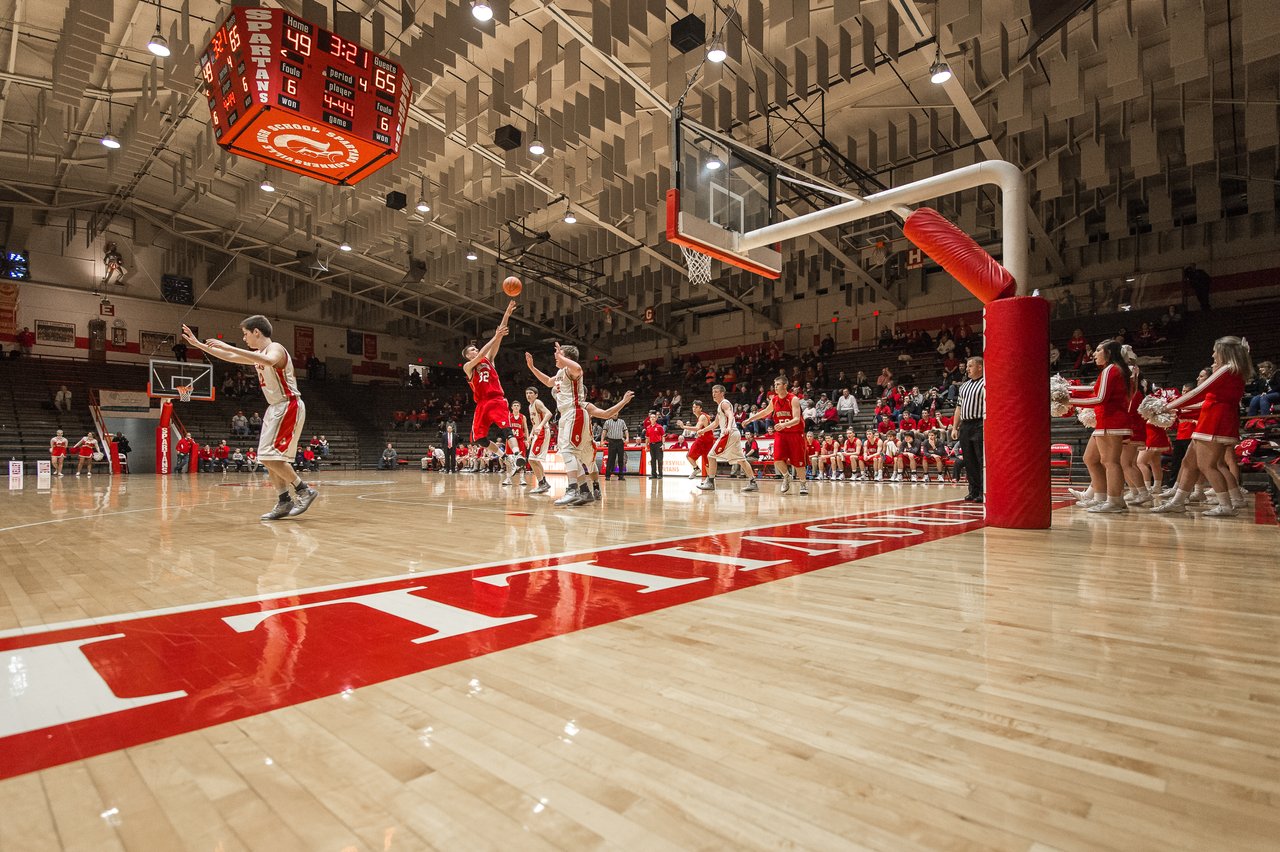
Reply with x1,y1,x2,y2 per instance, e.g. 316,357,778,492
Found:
959,419,984,499
605,439,626,478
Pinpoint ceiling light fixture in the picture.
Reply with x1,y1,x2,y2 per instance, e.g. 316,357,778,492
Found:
706,155,723,171
415,199,430,213
563,202,576,224
929,50,952,85
707,39,727,63
415,174,431,213
471,0,493,22
147,1,170,57
465,247,479,261
528,138,545,156
339,240,352,252
100,90,120,148
259,173,275,192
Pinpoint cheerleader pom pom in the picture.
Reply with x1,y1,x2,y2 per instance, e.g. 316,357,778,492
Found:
1077,408,1097,429
1048,374,1072,404
1050,399,1071,417
1138,396,1175,428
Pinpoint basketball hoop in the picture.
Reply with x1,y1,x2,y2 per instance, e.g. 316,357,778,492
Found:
679,244,713,285
176,384,194,403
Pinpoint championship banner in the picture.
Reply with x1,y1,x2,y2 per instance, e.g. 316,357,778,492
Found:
363,333,378,360
0,281,17,338
294,325,315,363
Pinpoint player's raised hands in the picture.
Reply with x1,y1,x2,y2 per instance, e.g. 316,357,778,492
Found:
180,324,200,346
525,351,535,369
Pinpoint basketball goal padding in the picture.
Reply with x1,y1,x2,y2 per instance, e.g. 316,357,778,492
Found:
903,207,1016,304
984,296,1052,529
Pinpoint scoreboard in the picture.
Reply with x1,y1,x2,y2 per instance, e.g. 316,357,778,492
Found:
200,8,411,186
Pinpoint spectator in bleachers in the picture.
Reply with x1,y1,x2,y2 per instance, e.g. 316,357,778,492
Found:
1246,361,1279,415
318,436,330,459
214,440,231,472
392,410,408,430
379,443,398,470
1066,329,1089,370
819,334,835,357
54,385,72,412
231,410,249,436
245,448,258,471
231,448,246,471
248,411,262,431
1049,343,1061,370
17,326,34,356
877,327,893,349
198,443,214,473
836,389,859,424
853,370,873,400
935,331,955,359
876,367,894,390
302,446,318,471
1158,303,1183,338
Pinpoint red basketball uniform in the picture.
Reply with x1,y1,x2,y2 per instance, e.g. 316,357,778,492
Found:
468,357,510,442
770,392,807,467
510,416,528,457
862,436,880,463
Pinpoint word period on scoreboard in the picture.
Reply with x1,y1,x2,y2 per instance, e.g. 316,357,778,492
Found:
201,8,411,186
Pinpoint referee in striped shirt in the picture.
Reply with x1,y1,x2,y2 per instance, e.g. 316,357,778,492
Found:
953,356,985,503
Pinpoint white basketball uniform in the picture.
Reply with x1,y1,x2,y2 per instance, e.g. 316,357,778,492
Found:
710,399,746,464
527,400,552,463
255,346,307,462
553,367,593,466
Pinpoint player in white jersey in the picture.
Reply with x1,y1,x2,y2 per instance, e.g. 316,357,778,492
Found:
182,316,318,520
698,384,759,492
524,386,554,494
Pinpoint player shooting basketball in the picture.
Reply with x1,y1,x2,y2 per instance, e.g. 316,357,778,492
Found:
462,299,523,482
181,317,319,520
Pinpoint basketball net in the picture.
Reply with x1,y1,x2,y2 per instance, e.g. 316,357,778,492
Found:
679,244,713,286
176,385,194,403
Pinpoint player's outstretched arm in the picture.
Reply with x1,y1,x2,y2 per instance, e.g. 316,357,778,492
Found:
586,390,635,420
465,325,509,377
487,300,518,360
744,399,775,423
525,352,554,387
182,325,280,368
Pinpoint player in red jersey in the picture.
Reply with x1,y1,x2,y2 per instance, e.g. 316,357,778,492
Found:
743,376,808,494
675,401,714,480
507,400,530,487
840,428,863,481
862,428,884,481
463,300,521,482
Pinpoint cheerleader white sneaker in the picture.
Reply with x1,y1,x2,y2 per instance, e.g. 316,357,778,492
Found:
1150,500,1186,514
1231,494,1249,509
1067,487,1093,501
1125,490,1152,506
1075,497,1103,508
1201,505,1239,517
1087,500,1128,513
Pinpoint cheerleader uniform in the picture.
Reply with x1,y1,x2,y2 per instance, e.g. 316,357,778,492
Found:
1143,391,1173,451
1070,363,1130,437
1127,389,1146,444
1165,366,1246,444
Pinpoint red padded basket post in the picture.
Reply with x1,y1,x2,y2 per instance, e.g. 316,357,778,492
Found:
903,207,1016,304
984,296,1051,529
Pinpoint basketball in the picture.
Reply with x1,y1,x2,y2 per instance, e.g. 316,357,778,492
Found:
502,276,522,297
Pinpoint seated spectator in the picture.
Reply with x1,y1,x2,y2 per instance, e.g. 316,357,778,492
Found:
231,448,246,471
302,446,318,471
244,448,258,471
1135,322,1160,346
876,367,894,389
935,332,955,359
198,444,214,473
1066,328,1089,370
318,436,331,459
836,389,859,423
1247,361,1280,415
1157,303,1183,338
248,411,262,431
213,440,231,472
819,334,835,357
877,327,893,349
230,410,249,436
854,370,873,400
392,410,408,429
54,385,73,412
379,443,398,470
1049,343,1060,369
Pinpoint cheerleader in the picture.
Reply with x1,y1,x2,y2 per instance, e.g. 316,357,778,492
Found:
1137,387,1175,497
1152,337,1253,516
1068,341,1132,512
72,433,98,476
1121,354,1155,505
49,429,68,476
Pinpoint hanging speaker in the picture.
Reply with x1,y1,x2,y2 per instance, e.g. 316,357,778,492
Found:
385,191,407,210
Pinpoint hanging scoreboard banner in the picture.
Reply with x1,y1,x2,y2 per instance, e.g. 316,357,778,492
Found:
200,8,411,186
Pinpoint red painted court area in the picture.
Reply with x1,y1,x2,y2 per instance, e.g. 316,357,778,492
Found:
1,501,991,780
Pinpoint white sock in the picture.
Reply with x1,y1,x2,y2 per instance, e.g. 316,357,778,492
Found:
1169,488,1189,506
1230,487,1246,503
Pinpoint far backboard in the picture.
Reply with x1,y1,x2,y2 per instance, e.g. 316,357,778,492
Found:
666,110,783,279
147,359,215,401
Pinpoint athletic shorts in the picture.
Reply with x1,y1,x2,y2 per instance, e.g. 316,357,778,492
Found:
686,432,716,461
557,408,594,466
711,430,746,465
471,397,510,443
258,397,306,463
772,430,807,467
527,427,549,463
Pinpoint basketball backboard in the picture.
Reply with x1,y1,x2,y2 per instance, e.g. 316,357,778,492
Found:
147,359,215,401
666,111,784,279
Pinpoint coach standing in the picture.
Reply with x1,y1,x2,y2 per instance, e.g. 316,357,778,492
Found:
954,356,986,504
439,421,459,473
644,411,666,479
603,413,629,480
